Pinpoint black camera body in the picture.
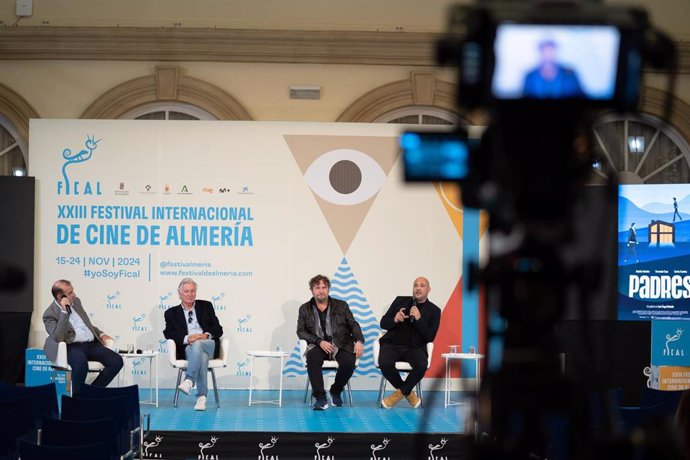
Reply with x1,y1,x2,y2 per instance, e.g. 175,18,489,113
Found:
437,1,650,112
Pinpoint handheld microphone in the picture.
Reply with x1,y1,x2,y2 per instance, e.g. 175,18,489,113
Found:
410,298,417,322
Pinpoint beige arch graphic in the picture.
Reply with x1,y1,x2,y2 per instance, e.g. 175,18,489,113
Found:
0,82,40,163
81,65,253,120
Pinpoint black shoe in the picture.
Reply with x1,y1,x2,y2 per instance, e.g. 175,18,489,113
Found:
313,397,329,410
329,390,343,407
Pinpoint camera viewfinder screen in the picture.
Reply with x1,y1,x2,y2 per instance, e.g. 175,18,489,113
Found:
401,132,469,182
492,24,620,101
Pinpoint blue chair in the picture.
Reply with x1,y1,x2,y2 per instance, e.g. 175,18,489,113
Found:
0,382,58,432
639,387,683,414
40,416,120,460
79,384,145,456
61,394,131,458
19,440,109,460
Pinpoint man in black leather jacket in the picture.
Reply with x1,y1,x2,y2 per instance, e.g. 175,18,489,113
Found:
297,274,364,410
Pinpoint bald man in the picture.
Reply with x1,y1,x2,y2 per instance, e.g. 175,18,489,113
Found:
379,277,441,408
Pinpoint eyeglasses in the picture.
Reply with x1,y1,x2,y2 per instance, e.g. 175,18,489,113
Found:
187,311,193,324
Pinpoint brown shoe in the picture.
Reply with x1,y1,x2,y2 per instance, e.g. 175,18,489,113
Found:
382,389,404,409
406,390,421,408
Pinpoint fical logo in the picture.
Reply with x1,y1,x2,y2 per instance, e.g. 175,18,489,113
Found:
131,358,147,376
258,436,279,460
314,437,335,460
106,291,122,310
211,293,227,311
198,436,219,460
237,315,252,333
427,438,448,460
158,338,167,354
236,359,250,376
132,314,148,332
143,435,164,459
57,134,102,196
158,292,175,310
370,438,390,460
238,185,253,195
664,328,685,357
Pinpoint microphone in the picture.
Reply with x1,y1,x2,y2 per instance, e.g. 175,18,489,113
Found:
410,298,417,322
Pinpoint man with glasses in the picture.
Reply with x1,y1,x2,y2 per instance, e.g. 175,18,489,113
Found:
164,278,224,411
43,279,123,394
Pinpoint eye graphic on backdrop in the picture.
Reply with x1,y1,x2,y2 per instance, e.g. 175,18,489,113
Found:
304,149,386,206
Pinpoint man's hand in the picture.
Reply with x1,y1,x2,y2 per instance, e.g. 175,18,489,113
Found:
188,333,209,344
354,341,364,359
59,296,71,311
101,334,113,342
319,340,334,354
394,308,409,323
409,305,421,321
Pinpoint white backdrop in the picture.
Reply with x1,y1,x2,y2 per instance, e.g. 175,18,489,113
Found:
28,119,462,390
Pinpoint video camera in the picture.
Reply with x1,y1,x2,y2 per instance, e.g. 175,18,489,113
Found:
403,1,676,211
403,2,679,459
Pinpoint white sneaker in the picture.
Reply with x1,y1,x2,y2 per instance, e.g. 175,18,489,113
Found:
178,379,193,396
194,395,207,411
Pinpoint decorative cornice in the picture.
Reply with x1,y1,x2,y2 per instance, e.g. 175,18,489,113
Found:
0,27,687,72
0,27,438,66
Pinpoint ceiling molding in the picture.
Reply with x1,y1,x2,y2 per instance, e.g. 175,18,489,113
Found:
0,27,438,66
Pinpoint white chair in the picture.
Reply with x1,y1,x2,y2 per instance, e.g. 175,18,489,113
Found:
299,339,355,406
50,338,115,396
373,331,433,407
166,338,229,409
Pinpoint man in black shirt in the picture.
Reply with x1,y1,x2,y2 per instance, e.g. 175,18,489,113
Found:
297,274,364,410
379,277,441,408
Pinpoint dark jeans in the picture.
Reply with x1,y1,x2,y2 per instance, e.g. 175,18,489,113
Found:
306,345,356,399
379,343,428,396
67,341,123,394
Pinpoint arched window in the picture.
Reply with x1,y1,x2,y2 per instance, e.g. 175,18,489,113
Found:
591,113,690,185
0,117,26,176
374,106,463,125
121,102,217,121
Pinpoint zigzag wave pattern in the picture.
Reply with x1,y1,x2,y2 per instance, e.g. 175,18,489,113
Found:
284,257,382,378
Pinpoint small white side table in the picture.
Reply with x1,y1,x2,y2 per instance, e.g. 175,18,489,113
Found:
247,350,289,407
441,352,484,408
117,351,159,407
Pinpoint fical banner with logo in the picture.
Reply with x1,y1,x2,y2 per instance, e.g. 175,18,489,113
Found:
29,119,465,389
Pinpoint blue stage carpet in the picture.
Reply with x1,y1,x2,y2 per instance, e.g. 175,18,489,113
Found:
146,389,469,433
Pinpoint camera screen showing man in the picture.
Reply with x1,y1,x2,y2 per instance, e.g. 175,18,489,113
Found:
522,39,584,99
491,24,620,101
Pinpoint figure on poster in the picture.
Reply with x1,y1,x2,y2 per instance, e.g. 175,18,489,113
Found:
43,279,123,394
625,222,639,263
297,274,364,410
674,197,683,222
164,277,224,411
523,39,585,99
378,277,441,409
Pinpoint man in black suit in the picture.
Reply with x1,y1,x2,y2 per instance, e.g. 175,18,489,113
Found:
43,279,123,394
164,278,223,411
379,277,441,408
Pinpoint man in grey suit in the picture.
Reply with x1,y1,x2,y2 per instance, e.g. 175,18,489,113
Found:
43,279,123,393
